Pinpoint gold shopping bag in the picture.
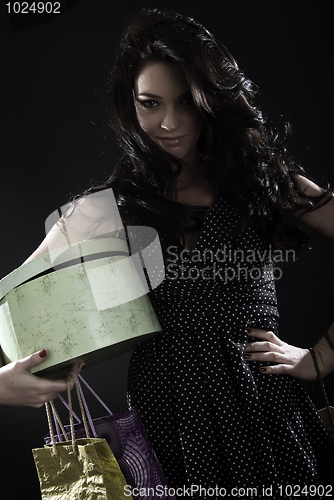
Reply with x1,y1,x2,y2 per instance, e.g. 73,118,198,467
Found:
32,377,131,499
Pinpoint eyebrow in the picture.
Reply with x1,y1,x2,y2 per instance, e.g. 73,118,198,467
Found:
137,92,163,98
137,92,192,99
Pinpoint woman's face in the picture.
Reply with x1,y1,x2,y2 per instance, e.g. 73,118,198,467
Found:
134,61,202,166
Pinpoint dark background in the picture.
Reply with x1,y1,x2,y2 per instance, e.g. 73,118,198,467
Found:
0,0,333,497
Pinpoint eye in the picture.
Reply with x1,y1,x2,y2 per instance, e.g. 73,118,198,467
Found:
137,99,159,109
180,95,194,105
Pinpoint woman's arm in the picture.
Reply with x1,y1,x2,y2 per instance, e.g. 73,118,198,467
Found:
243,176,334,379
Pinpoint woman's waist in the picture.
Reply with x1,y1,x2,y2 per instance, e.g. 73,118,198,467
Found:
152,300,279,332
150,281,278,312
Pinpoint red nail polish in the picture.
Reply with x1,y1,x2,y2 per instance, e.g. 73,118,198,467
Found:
39,349,47,358
82,364,86,370
259,367,266,373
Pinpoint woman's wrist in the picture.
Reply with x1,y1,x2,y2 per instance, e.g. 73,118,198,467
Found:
310,323,334,379
299,348,318,381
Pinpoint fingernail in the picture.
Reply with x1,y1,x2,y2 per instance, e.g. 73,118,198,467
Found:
246,328,252,334
259,367,266,373
39,349,47,358
81,364,86,370
243,354,251,359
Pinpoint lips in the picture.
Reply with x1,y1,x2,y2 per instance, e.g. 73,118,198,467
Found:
157,136,185,147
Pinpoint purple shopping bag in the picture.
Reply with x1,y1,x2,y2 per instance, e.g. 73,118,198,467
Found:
44,374,175,500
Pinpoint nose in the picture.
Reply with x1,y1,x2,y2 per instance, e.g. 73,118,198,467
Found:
160,106,181,131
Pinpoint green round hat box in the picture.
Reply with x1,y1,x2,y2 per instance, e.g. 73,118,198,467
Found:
0,237,161,377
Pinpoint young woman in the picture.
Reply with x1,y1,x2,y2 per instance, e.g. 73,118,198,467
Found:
1,7,333,492
107,9,334,490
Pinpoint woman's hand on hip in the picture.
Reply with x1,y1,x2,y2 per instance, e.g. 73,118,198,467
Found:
243,328,317,380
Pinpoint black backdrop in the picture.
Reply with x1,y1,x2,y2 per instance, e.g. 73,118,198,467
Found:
0,0,333,498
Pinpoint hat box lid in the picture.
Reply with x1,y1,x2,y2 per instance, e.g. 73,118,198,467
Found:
0,237,161,377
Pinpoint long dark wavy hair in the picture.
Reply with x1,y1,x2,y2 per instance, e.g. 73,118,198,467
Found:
96,8,331,250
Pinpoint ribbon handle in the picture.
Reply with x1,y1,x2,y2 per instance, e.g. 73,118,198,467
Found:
54,373,114,439
44,375,91,456
78,373,114,416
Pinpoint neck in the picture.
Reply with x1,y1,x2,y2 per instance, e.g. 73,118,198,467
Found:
176,157,206,191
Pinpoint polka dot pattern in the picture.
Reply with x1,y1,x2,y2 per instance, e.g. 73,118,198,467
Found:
127,194,334,490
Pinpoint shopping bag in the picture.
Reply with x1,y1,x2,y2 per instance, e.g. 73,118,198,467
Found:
44,374,175,500
33,377,131,499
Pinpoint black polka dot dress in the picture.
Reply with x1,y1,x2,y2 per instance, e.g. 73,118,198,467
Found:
127,194,334,494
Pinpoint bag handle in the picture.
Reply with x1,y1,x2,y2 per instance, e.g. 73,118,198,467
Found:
54,373,114,439
50,400,70,442
45,400,59,456
78,374,114,416
57,394,81,425
57,374,113,417
70,373,114,439
45,375,91,456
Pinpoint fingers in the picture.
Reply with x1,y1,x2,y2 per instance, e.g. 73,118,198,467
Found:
21,355,86,399
258,364,291,375
243,349,292,376
61,374,75,391
243,350,287,363
0,351,87,407
32,375,74,403
34,375,77,401
57,362,86,393
19,348,50,371
244,341,284,353
244,328,288,373
30,365,82,398
247,328,282,346
70,362,86,376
